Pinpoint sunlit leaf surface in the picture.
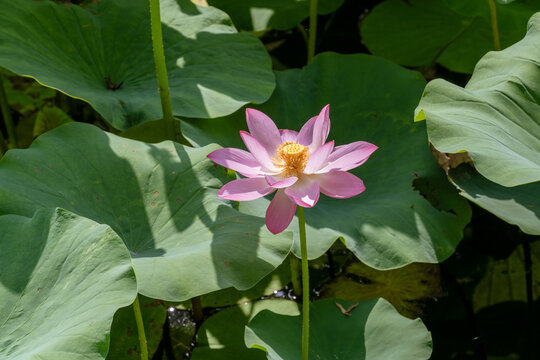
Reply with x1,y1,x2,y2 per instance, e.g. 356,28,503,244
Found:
416,13,540,187
0,0,275,130
0,123,293,301
0,208,137,360
185,52,471,269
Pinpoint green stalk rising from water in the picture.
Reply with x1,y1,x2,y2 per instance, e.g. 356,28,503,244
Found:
132,295,148,360
297,206,310,360
148,0,190,145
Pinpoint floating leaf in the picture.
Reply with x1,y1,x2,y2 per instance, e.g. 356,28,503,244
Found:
0,0,275,130
207,0,345,31
0,208,137,360
416,12,540,187
361,0,539,73
0,123,293,301
191,300,299,360
185,52,471,269
245,299,432,360
321,261,442,318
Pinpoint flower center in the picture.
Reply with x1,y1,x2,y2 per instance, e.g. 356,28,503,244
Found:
273,141,309,177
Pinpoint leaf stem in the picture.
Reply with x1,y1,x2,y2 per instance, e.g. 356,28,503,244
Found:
132,294,149,360
488,0,501,50
297,206,309,360
307,0,318,64
0,75,17,148
290,254,303,296
148,0,190,145
191,296,204,324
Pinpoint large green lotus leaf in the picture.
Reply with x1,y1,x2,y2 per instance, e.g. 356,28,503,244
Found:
449,165,540,234
107,296,167,360
361,0,539,73
0,0,275,130
207,0,345,31
191,300,299,360
184,52,471,269
245,298,432,360
0,208,137,360
0,123,293,301
416,13,540,187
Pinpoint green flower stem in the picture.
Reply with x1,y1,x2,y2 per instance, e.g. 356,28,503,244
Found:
132,295,148,360
0,75,17,148
148,0,190,145
191,296,204,324
488,0,501,50
297,206,309,360
290,254,303,296
307,0,318,64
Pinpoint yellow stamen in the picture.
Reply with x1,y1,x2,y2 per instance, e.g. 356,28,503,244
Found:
273,141,309,177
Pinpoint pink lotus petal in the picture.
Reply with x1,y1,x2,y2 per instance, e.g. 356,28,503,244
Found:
246,108,282,157
319,141,378,173
265,175,298,188
218,177,275,201
207,148,264,178
296,116,317,148
240,131,279,172
316,171,365,199
297,105,330,151
285,178,320,207
266,189,297,234
304,141,334,174
279,129,299,143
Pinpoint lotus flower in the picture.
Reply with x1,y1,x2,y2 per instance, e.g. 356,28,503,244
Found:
207,105,377,234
